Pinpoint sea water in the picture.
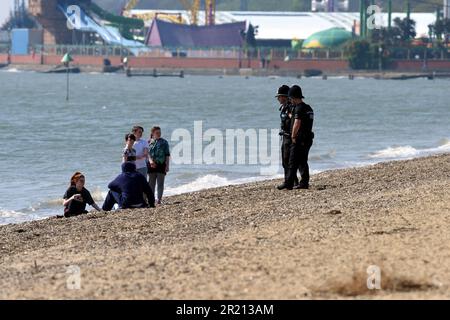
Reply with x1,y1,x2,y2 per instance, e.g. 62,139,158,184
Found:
0,70,449,225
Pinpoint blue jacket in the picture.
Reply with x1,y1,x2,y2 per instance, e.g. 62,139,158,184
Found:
108,162,155,208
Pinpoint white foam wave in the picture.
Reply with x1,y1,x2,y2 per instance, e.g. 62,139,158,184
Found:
310,149,336,161
0,209,42,226
165,173,283,196
0,209,23,218
369,139,450,159
437,138,450,149
369,146,419,159
28,187,105,212
4,68,21,73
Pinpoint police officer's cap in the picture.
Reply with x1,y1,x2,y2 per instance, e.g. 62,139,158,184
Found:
275,85,290,97
288,85,305,99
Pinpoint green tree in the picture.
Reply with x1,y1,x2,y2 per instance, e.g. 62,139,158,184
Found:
346,39,390,70
245,23,257,48
393,17,416,42
433,18,450,45
346,40,372,69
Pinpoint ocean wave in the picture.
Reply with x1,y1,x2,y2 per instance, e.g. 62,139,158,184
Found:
438,138,450,148
3,68,21,73
26,187,105,213
0,187,106,225
369,139,450,159
310,149,336,161
0,209,24,218
369,146,419,159
165,173,282,196
0,209,43,226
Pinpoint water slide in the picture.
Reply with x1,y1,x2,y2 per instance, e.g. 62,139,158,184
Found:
57,1,149,56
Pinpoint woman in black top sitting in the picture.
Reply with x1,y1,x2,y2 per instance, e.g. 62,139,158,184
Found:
63,172,101,217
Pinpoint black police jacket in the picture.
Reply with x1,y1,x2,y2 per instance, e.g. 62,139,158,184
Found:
279,103,294,136
291,102,314,142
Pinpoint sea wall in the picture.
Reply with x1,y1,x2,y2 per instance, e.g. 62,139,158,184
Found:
10,54,42,65
42,55,122,66
0,54,8,64
5,53,450,73
392,60,450,72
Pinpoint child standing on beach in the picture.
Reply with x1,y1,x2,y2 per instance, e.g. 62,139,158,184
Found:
148,126,171,205
132,126,149,179
123,133,137,163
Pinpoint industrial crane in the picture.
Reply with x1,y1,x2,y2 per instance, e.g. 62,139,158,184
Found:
179,0,201,25
179,0,216,25
123,0,139,13
205,0,216,26
123,0,215,26
123,0,185,24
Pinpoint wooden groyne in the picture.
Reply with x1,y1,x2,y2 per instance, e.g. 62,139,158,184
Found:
379,72,450,80
126,68,184,78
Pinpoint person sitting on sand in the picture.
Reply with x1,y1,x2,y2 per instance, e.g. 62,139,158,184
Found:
123,133,137,163
102,162,155,211
63,172,101,218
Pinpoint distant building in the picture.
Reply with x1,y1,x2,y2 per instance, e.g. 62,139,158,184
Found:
240,0,249,11
348,0,360,12
145,19,246,48
312,0,349,12
445,0,449,19
29,0,81,45
133,10,436,41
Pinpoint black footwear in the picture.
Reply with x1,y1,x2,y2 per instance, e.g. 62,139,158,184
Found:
277,183,288,190
294,184,309,190
277,183,294,190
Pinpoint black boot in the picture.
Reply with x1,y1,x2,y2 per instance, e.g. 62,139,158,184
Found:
277,183,293,190
294,183,309,190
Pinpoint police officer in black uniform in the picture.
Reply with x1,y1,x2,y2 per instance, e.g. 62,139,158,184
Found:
284,85,314,190
276,85,299,190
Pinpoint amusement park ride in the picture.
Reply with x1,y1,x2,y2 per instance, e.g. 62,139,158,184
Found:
28,0,218,46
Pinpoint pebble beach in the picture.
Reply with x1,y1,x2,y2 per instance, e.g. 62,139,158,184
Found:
0,154,449,299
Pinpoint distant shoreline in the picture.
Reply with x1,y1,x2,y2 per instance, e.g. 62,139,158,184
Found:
0,153,449,299
2,147,449,226
3,63,450,79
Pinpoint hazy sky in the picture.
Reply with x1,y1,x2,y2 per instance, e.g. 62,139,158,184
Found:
0,0,14,26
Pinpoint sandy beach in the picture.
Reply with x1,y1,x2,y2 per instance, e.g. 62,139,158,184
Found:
0,154,449,299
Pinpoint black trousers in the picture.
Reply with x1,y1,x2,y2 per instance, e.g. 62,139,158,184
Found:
281,137,299,184
64,203,88,218
287,140,312,187
102,191,148,211
102,191,122,211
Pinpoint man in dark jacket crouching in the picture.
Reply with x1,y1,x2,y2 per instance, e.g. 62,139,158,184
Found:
102,162,155,211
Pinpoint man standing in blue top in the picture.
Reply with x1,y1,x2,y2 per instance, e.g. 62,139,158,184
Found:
148,126,171,205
